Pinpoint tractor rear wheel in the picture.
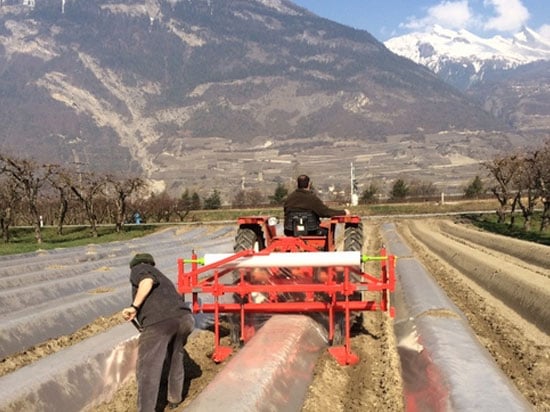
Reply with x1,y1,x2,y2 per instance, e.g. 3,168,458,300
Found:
342,223,365,336
343,223,363,252
234,227,265,252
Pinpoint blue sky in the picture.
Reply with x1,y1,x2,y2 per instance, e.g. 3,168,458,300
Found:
291,0,550,41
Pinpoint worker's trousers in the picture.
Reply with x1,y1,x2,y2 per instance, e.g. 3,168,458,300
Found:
136,313,195,412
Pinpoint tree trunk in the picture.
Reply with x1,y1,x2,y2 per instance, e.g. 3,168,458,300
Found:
115,199,125,233
1,206,13,242
509,193,520,228
30,204,42,244
540,201,550,232
90,216,98,237
57,197,68,235
1,219,10,243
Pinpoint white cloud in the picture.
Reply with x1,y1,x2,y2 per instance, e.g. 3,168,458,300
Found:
402,1,473,31
399,0,536,36
483,0,530,32
538,24,550,41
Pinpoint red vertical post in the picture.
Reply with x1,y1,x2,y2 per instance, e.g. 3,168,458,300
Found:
380,248,389,312
177,258,184,294
191,250,198,285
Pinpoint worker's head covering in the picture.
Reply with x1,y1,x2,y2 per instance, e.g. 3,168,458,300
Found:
129,253,155,268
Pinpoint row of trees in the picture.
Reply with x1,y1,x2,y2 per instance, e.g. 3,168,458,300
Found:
358,179,441,203
0,151,276,244
482,141,550,231
2,139,548,243
358,140,549,232
0,153,146,243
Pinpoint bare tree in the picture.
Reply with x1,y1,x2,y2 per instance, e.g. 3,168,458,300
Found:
105,175,145,232
231,189,265,208
514,150,542,231
245,189,264,207
536,141,550,231
0,154,52,243
408,179,437,200
0,176,22,243
46,165,75,235
483,153,522,224
141,191,176,222
65,171,107,237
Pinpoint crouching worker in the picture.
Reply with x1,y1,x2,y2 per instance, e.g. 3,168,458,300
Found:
122,253,195,411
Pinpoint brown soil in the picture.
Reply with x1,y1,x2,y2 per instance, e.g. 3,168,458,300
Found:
2,218,549,411
300,221,404,412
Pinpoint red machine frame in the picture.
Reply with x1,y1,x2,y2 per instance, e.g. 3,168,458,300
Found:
177,224,396,366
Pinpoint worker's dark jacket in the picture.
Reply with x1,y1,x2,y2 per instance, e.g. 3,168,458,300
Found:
283,189,346,234
130,263,189,328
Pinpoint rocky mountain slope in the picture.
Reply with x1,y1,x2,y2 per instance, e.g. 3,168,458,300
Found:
0,1,534,199
467,60,550,133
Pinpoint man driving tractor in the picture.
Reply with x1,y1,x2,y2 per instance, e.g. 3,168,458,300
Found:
283,174,350,236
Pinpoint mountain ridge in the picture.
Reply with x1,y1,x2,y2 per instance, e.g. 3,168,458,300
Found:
384,24,550,89
0,0,539,199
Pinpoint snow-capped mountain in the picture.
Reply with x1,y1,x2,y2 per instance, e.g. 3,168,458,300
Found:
385,25,550,90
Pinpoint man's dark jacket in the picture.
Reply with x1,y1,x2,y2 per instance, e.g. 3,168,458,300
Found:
284,188,346,226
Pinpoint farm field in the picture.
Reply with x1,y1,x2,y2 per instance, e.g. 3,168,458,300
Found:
0,218,548,411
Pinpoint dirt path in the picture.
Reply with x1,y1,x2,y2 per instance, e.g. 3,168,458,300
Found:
300,221,404,412
396,218,550,411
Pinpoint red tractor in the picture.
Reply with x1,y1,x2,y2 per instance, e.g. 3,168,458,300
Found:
178,214,395,365
234,214,363,253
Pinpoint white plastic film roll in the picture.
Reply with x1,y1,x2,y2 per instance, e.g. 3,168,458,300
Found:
204,251,361,268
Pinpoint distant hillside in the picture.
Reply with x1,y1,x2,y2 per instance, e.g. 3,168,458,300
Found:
0,0,521,197
467,60,550,133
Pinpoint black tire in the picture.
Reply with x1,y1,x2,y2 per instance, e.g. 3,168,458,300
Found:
234,227,265,252
343,223,363,252
342,223,364,333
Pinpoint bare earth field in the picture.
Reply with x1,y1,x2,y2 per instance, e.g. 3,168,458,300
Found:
1,218,549,411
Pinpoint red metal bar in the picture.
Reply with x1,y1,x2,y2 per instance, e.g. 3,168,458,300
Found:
193,301,383,312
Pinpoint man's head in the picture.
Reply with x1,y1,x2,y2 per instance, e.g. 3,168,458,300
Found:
297,174,310,189
129,253,155,268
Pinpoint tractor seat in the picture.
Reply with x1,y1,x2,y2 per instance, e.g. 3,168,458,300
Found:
284,211,323,237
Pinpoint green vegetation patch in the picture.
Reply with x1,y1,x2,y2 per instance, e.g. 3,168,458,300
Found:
465,213,549,246
0,225,157,256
